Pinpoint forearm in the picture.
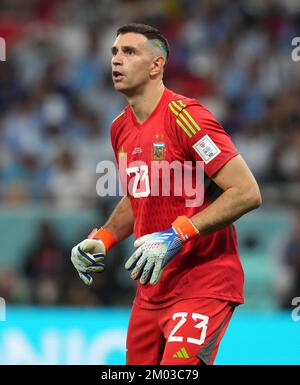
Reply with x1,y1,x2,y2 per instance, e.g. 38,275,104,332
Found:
190,185,261,236
103,196,134,242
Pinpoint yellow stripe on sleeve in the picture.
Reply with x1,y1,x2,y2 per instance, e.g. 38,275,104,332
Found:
169,102,192,137
177,100,201,132
176,118,192,138
169,100,202,138
171,101,196,135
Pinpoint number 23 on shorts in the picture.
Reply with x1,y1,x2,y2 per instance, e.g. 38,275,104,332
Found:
168,312,209,346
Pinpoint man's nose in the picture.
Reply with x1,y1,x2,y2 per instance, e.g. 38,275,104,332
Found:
112,53,123,66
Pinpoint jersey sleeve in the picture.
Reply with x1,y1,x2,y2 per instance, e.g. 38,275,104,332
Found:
169,101,239,178
110,121,118,160
110,109,126,162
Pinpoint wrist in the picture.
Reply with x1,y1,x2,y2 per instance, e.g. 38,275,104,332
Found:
171,216,199,242
88,227,117,252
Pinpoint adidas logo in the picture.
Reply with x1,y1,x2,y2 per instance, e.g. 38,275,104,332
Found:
172,347,189,359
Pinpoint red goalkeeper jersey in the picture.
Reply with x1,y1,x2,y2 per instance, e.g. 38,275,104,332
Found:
111,87,244,309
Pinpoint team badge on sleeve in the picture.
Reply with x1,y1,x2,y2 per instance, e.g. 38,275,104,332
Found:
192,134,221,163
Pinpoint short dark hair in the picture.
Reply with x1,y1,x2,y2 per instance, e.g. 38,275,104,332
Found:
116,23,170,60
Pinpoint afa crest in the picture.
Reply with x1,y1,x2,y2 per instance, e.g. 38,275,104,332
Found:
153,142,166,161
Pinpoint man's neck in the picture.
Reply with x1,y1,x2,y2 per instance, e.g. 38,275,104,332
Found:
126,82,165,124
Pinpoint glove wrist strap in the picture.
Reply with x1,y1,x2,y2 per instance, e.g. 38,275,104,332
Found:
88,227,117,251
172,216,199,242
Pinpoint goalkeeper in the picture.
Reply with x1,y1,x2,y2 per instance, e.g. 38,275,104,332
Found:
71,23,262,365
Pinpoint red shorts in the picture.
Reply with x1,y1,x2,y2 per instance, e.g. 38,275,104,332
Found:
126,297,236,365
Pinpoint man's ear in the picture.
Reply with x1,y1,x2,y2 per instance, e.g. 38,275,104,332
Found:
150,56,165,77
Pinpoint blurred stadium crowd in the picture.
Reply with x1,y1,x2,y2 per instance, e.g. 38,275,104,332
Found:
0,0,300,308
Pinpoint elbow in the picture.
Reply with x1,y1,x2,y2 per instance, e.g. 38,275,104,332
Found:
245,185,262,211
235,181,262,213
251,190,262,210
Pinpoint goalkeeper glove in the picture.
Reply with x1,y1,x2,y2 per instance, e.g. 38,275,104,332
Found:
71,227,116,285
125,216,199,285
